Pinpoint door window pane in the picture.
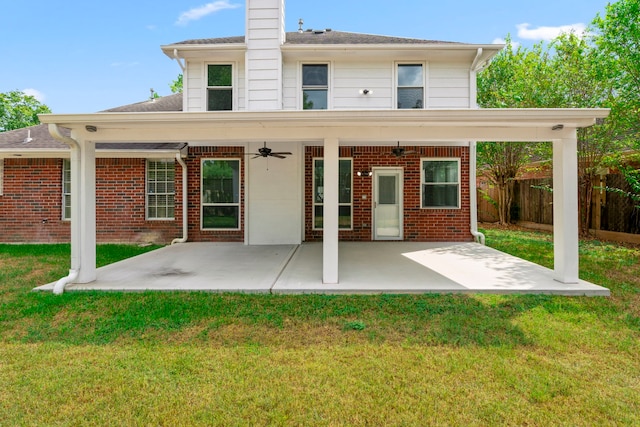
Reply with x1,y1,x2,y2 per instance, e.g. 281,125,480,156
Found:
378,175,397,204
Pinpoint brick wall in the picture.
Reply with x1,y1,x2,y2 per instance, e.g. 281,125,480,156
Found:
304,146,472,242
1,145,471,244
0,158,181,244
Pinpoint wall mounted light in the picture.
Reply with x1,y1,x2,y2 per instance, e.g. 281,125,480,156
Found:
85,125,97,132
357,170,372,177
359,89,373,95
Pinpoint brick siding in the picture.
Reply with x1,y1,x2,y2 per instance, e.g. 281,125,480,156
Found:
304,146,472,242
0,158,181,244
1,145,472,243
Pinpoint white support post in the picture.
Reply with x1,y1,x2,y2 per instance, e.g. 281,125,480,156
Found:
553,133,580,283
77,139,97,283
68,144,81,274
323,137,339,284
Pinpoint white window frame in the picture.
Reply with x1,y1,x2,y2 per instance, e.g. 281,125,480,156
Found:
394,62,427,109
300,62,331,110
146,159,175,220
201,158,241,230
0,158,3,196
62,159,71,220
312,157,353,230
205,63,235,111
420,157,461,209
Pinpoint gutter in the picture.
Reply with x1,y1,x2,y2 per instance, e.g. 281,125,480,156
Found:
48,124,81,294
171,152,188,245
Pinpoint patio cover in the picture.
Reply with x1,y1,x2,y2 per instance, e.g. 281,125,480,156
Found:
39,107,610,288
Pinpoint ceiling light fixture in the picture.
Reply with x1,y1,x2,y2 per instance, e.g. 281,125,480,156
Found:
85,125,97,132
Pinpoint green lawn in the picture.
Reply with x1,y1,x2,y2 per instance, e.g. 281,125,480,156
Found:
0,230,638,426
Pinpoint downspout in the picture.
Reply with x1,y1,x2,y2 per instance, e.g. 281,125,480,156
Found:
469,48,486,245
171,153,188,244
469,141,485,245
48,124,81,293
172,49,186,72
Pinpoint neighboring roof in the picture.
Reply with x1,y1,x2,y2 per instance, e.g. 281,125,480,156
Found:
171,30,462,46
0,93,185,153
102,93,183,113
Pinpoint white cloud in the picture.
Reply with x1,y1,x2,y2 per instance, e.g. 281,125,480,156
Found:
516,23,587,41
176,1,241,26
22,88,45,102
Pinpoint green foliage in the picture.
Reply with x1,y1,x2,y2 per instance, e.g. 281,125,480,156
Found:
170,74,183,93
0,90,51,132
594,0,640,107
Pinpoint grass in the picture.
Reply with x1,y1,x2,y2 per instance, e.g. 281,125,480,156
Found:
0,232,639,425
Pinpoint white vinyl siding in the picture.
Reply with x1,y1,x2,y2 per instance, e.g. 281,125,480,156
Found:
332,62,392,109
185,61,204,112
428,63,470,108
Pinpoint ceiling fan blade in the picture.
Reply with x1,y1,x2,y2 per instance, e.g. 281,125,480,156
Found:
271,152,292,155
270,153,287,159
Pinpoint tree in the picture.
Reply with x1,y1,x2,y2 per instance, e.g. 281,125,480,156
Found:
170,74,183,93
0,90,51,132
477,38,556,224
549,32,627,235
594,0,640,111
593,0,640,210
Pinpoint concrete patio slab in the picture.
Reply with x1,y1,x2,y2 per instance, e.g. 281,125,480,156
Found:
37,243,297,292
273,242,610,295
35,242,610,296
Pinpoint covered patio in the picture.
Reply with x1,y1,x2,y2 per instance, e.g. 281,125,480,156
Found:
38,108,610,292
35,242,609,295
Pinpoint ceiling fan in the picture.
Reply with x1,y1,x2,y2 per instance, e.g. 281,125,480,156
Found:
248,142,292,159
390,141,417,157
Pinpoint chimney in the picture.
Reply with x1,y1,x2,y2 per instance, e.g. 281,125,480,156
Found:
245,0,285,110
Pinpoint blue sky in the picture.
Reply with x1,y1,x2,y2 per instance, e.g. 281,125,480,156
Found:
1,0,609,114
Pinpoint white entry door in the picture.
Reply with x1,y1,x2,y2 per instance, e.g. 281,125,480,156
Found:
373,168,403,240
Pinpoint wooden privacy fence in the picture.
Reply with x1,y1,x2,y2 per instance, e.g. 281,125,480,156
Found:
477,175,640,235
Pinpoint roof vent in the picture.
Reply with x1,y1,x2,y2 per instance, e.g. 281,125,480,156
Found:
298,18,304,33
313,29,325,35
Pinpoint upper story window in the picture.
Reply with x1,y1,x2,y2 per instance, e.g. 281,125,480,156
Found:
146,160,175,220
302,64,328,110
397,64,424,109
0,159,3,196
207,64,233,111
421,158,460,209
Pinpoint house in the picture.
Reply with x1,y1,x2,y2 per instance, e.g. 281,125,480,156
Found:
3,0,608,289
